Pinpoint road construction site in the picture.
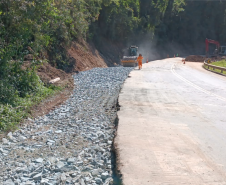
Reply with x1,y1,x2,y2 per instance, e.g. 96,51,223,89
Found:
2,56,226,185
116,58,226,185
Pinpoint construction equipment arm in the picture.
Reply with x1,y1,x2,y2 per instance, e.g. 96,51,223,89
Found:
205,38,220,54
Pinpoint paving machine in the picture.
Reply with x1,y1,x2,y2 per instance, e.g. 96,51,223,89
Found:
205,38,226,57
121,46,138,67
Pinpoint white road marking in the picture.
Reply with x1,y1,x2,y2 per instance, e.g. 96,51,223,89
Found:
171,64,226,102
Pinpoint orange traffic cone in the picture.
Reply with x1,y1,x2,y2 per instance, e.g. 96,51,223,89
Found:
146,59,148,63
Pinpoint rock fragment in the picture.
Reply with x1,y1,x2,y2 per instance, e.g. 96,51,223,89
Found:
35,158,43,163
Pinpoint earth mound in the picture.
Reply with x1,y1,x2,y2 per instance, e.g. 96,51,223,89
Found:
185,55,205,62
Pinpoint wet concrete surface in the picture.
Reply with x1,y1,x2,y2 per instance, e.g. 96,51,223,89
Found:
116,58,226,185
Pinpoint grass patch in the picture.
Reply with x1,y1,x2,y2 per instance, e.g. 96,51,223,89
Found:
0,84,61,132
204,59,226,75
211,60,226,67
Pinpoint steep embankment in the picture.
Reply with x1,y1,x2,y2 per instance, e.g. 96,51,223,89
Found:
67,41,108,72
30,40,117,120
67,39,124,71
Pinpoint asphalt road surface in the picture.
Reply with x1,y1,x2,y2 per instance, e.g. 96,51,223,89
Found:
115,58,226,185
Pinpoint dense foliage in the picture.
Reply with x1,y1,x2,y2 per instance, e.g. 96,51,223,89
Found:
93,0,185,41
1,0,226,130
0,0,100,130
155,1,226,55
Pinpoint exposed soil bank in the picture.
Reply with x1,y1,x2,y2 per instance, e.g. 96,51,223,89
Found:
112,114,123,184
67,40,108,72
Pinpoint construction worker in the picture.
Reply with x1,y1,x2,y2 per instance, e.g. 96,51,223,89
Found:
137,54,143,70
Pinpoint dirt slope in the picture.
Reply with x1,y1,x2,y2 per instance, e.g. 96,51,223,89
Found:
37,62,74,89
68,40,108,72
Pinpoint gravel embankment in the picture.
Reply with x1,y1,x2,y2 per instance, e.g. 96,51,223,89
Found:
0,67,133,185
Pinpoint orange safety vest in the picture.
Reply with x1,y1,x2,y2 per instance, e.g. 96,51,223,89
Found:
137,56,143,63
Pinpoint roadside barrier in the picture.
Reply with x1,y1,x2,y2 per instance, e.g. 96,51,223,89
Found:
203,59,226,74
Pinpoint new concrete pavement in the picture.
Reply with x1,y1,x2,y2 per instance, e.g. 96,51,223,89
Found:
116,58,226,185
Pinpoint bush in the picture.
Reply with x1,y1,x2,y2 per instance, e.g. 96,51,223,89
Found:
0,104,24,131
0,79,18,104
0,84,56,131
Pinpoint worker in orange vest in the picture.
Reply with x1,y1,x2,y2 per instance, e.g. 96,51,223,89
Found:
137,54,143,70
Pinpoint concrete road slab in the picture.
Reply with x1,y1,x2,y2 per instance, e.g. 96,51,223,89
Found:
116,58,226,185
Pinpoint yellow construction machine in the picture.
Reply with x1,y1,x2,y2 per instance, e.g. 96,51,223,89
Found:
121,46,138,67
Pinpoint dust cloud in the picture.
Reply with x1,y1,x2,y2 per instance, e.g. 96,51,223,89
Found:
125,33,161,61
124,32,206,61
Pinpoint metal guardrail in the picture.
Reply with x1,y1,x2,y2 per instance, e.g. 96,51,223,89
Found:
203,60,226,74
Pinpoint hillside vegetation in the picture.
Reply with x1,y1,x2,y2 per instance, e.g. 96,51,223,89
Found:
1,0,226,131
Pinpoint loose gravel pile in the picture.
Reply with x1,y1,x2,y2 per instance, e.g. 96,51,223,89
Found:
0,67,133,185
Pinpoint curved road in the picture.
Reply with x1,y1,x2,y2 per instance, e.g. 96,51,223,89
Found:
116,58,226,185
